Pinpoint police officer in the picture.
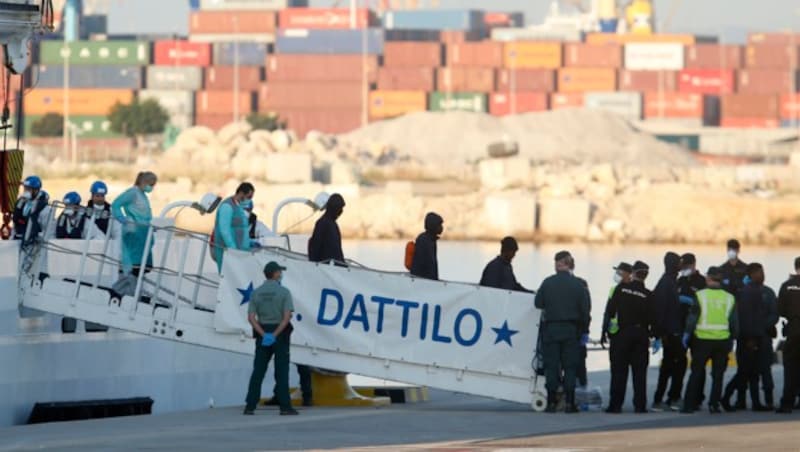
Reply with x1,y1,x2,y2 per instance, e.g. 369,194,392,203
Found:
570,257,592,389
12,175,51,243
535,251,590,413
681,267,739,414
720,239,748,295
601,262,633,348
87,181,113,237
479,236,532,292
652,252,685,412
243,261,299,416
777,257,800,413
603,261,655,413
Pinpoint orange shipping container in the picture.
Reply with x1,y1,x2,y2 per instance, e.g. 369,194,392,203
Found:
737,69,800,95
748,32,800,45
745,44,800,69
644,92,704,119
437,67,495,92
503,42,562,69
585,33,697,46
721,94,779,119
279,109,362,136
550,92,584,109
377,67,436,91
563,43,622,68
383,42,442,67
780,94,800,120
446,42,503,67
558,68,616,92
195,113,235,131
685,44,743,69
195,90,254,115
369,90,427,119
267,54,378,82
205,66,263,91
190,10,277,34
489,92,548,116
618,70,678,92
24,89,134,115
495,69,555,92
278,8,376,29
258,82,363,110
720,117,779,128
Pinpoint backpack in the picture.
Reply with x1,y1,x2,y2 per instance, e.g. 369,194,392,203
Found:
404,241,415,271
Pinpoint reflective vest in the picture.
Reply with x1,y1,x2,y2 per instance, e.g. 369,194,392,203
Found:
695,288,735,340
607,285,620,334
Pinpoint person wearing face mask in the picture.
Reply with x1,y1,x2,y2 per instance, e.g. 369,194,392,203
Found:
112,171,157,276
55,192,95,239
720,239,748,295
409,212,443,281
479,236,532,292
677,253,708,409
211,182,256,273
651,252,686,412
87,181,113,238
12,175,52,244
601,262,632,349
777,257,800,413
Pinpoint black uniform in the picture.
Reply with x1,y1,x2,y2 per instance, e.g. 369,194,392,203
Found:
88,201,112,235
575,276,592,387
55,212,88,239
479,256,531,292
725,284,770,409
653,253,684,406
12,192,49,243
410,213,442,280
720,259,748,295
604,280,655,412
779,274,800,411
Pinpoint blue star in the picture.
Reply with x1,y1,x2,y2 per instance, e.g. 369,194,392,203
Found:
237,282,254,305
492,321,519,347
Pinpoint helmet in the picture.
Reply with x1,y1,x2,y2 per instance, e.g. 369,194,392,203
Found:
22,175,42,189
63,191,82,206
90,180,108,195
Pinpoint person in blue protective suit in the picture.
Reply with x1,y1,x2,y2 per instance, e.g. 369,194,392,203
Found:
111,171,157,276
87,180,113,237
211,182,256,273
12,175,52,244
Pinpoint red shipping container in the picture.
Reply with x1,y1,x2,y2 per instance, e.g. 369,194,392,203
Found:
779,94,800,120
205,67,263,91
489,92,548,116
195,113,236,131
195,90,254,115
685,44,742,69
618,70,678,92
564,43,622,68
278,109,363,136
644,92,704,118
278,8,375,29
678,69,735,94
549,92,584,109
267,54,378,82
721,94,779,118
748,32,800,45
496,69,555,92
436,67,494,92
484,12,522,27
190,11,277,34
745,44,800,69
446,42,503,67
258,82,364,110
383,42,442,67
720,117,779,128
738,69,799,95
377,67,436,91
154,41,211,67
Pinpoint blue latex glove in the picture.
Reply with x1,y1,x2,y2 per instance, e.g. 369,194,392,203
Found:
652,338,662,354
679,295,694,306
723,279,730,286
261,333,276,347
682,333,690,349
251,241,262,249
580,333,589,347
743,275,752,285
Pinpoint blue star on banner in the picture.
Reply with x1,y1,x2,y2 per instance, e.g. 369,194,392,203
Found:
492,321,519,347
237,282,254,305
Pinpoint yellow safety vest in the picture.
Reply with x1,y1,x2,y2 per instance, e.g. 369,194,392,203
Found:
608,285,619,335
694,288,735,340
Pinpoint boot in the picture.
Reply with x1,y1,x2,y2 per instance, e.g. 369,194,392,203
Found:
720,387,736,412
764,391,775,410
564,390,579,414
545,391,558,414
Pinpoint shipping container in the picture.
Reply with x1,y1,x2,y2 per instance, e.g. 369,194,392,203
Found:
384,10,484,31
268,54,378,82
484,12,524,27
38,40,151,65
194,113,235,131
678,69,735,94
584,91,642,120
618,69,678,92
428,92,487,112
154,40,211,66
720,117,780,128
146,66,203,90
643,92,718,122
278,8,376,29
205,66,263,91
737,69,799,95
495,68,555,92
685,44,742,69
446,42,503,67
190,10,277,34
489,92,548,116
258,82,364,110
24,89,134,115
564,43,622,68
503,42,562,69
720,94,779,119
586,33,707,46
624,43,684,70
383,42,442,67
276,109,362,136
745,44,800,69
384,29,484,43
781,119,800,128
437,67,495,92
195,90,255,115
275,29,384,55
107,0,189,37
748,32,800,45
189,34,275,44
212,42,269,66
198,0,308,9
558,68,616,92
377,67,436,91
24,115,120,138
491,27,582,43
780,94,800,121
549,92,584,109
138,89,194,129
35,65,143,89
368,90,427,119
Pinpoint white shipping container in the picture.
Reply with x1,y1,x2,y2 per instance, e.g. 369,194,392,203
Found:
491,27,583,42
624,43,684,71
585,91,643,120
198,0,307,9
146,66,203,90
139,89,195,129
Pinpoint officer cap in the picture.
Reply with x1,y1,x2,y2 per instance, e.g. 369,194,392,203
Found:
614,262,633,273
263,261,287,275
707,266,724,281
632,261,649,272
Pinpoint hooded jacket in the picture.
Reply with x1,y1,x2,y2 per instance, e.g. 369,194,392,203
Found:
654,252,682,336
410,212,442,280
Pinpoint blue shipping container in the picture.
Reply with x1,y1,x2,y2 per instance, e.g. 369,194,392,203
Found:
34,65,143,89
781,120,800,128
212,42,269,66
107,0,190,37
383,10,484,31
275,29,384,55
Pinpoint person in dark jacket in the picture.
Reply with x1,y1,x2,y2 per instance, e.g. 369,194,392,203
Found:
571,256,592,388
678,253,709,409
652,252,685,411
479,236,532,292
777,257,800,413
410,212,443,280
720,239,748,295
308,193,345,264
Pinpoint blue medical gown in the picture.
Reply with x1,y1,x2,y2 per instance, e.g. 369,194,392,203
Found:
213,199,251,273
111,187,153,274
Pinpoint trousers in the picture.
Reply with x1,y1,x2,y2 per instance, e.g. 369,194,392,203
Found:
245,324,292,411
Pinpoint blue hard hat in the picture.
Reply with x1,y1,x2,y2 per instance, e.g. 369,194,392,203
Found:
90,180,108,195
63,191,81,205
22,175,42,189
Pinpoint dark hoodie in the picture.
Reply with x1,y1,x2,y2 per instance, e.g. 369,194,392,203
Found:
308,194,345,264
654,252,682,336
410,212,443,280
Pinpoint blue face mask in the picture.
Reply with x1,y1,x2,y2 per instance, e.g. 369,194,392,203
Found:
143,185,154,194
240,199,253,210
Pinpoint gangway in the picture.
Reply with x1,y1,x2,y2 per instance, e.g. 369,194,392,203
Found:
17,195,548,411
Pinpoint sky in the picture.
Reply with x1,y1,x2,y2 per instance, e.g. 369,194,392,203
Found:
313,0,800,43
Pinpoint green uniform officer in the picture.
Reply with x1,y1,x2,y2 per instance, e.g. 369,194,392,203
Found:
535,251,591,413
243,261,299,416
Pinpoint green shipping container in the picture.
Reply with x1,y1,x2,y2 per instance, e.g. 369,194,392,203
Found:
25,115,122,139
38,40,151,65
429,92,487,113
654,133,700,152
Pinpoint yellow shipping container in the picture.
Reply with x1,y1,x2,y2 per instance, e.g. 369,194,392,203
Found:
24,89,134,116
369,90,427,119
503,42,562,69
558,68,617,92
585,33,697,46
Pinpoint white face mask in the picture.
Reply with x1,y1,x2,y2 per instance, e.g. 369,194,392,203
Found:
93,202,105,209
21,191,32,200
680,269,693,278
613,273,622,284
727,250,738,261
63,208,75,217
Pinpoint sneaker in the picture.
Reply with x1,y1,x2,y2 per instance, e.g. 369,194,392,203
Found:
605,407,622,414
669,399,683,412
651,402,666,412
280,409,299,416
776,406,793,414
243,409,255,416
709,405,722,414
635,408,649,414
